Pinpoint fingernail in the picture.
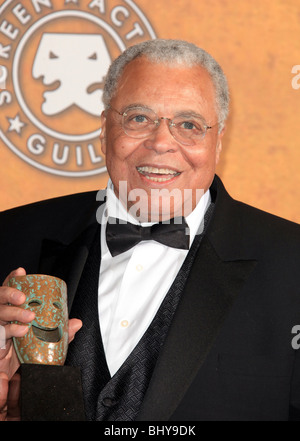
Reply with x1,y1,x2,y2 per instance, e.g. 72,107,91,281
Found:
11,291,25,304
22,310,35,322
0,325,5,349
17,325,29,335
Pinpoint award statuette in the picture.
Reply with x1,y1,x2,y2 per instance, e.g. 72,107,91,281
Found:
8,274,85,421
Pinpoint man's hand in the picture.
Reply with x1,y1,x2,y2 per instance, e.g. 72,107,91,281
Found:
0,268,31,378
68,318,83,343
0,372,20,421
0,268,82,420
0,267,29,420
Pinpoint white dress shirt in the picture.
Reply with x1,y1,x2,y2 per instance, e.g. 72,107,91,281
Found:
98,180,211,376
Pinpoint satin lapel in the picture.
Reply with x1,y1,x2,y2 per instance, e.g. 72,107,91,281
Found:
137,236,257,420
38,221,99,312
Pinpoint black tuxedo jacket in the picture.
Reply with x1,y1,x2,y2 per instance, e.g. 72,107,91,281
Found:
0,175,300,421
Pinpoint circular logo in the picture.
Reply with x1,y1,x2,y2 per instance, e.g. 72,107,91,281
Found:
0,0,156,177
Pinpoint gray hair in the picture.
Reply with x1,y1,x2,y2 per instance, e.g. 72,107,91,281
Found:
102,39,229,131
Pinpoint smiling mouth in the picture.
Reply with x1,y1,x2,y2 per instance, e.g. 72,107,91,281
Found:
137,166,181,182
32,322,62,343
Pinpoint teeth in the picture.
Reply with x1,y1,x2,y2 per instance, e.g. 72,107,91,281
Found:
144,176,173,182
137,166,179,175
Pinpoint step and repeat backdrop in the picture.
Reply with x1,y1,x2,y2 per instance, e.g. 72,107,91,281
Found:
0,0,299,222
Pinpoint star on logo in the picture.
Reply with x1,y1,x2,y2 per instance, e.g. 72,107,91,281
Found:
7,114,26,134
65,0,79,4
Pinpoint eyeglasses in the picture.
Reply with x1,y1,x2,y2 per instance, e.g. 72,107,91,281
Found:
108,105,217,146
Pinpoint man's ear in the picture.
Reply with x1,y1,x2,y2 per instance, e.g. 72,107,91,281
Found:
216,126,225,164
100,111,107,155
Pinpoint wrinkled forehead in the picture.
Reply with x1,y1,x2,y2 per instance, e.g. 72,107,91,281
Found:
112,56,217,115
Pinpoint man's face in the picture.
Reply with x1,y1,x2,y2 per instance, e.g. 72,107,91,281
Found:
100,57,225,222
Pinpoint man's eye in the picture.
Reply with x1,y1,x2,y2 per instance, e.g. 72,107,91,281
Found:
125,114,152,128
132,115,148,123
179,120,204,133
181,121,196,130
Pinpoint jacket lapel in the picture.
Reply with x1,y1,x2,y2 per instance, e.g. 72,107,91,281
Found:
138,176,258,420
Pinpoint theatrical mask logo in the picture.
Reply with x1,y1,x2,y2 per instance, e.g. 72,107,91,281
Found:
33,33,111,117
0,0,156,177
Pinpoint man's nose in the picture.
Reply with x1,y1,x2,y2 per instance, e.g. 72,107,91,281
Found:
143,119,178,153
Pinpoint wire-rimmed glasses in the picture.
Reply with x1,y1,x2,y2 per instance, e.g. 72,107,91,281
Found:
108,105,217,146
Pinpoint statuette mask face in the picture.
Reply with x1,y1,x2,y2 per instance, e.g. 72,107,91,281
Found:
9,274,68,365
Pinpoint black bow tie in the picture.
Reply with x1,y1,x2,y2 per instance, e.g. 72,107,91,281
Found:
106,217,190,257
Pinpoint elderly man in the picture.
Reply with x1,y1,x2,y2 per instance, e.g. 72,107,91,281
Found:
0,39,300,421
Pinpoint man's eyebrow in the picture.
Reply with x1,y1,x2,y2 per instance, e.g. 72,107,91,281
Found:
120,103,206,123
173,110,206,120
120,104,207,121
120,103,153,113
